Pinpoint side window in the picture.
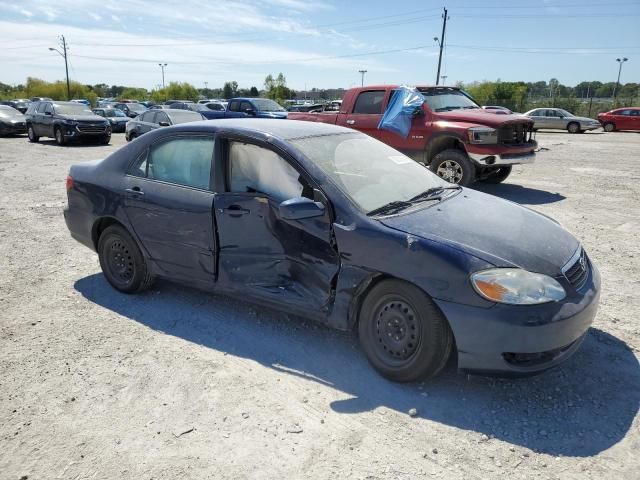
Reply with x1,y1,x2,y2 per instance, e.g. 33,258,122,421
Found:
621,109,632,116
352,90,386,114
156,112,168,124
148,137,214,189
240,101,253,112
228,142,310,202
94,110,104,117
37,103,47,113
630,110,639,117
129,151,148,177
44,103,53,114
228,101,240,112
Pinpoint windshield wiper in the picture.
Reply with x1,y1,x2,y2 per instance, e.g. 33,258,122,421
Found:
367,200,413,217
408,186,461,203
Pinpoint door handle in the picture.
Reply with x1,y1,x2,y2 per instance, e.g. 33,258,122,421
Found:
125,187,144,195
346,119,355,125
223,205,250,216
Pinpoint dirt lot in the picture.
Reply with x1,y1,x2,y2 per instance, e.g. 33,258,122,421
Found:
0,130,639,480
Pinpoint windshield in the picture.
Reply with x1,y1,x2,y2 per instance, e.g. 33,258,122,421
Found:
253,99,286,112
54,103,93,115
0,107,23,118
168,111,203,124
291,133,448,213
127,103,146,112
418,87,479,112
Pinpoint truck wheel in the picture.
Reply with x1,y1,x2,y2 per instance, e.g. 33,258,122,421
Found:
567,122,580,134
358,279,453,382
603,122,615,132
481,166,512,184
431,149,476,186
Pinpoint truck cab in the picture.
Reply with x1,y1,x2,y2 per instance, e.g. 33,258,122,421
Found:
289,85,537,186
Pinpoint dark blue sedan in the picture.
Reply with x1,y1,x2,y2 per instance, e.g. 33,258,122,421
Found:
63,119,600,382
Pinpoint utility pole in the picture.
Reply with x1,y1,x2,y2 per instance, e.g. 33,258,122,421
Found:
358,69,367,87
613,57,628,102
435,8,448,85
158,63,167,89
48,35,70,100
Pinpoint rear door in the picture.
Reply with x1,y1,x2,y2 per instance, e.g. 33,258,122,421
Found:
629,109,640,130
618,109,633,130
33,102,47,136
123,134,217,285
344,89,387,140
213,137,339,312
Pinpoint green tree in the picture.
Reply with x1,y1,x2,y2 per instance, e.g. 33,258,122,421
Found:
222,82,234,99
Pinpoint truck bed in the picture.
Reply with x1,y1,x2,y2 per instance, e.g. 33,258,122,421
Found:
287,112,339,124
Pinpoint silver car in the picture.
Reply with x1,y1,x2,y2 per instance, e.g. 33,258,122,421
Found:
524,108,601,133
125,109,204,141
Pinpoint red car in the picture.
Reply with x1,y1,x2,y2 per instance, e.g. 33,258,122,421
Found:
598,107,640,132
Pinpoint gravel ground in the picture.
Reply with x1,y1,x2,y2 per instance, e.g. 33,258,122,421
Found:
0,130,639,480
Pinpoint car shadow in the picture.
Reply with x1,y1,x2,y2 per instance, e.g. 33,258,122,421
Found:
472,183,566,205
37,139,111,148
74,273,639,457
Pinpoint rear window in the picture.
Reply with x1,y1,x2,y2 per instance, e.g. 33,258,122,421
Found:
352,91,386,114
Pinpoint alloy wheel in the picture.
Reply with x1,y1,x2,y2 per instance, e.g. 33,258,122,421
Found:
436,160,463,184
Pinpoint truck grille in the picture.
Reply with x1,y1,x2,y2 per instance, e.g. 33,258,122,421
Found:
498,123,533,145
563,248,590,290
76,123,107,134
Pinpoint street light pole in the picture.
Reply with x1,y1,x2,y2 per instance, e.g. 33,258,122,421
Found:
358,69,367,87
613,57,628,102
159,63,167,89
48,35,70,100
440,75,448,85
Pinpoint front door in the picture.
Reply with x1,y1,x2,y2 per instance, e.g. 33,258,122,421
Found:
123,134,217,285
343,89,387,141
214,139,340,312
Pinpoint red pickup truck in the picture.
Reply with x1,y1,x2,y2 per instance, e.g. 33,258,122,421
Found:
288,85,537,186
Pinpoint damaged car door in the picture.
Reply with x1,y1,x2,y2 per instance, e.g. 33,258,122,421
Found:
214,138,340,312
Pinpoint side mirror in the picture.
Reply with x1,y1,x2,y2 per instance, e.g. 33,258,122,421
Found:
243,108,256,115
279,197,325,220
158,121,170,127
44,111,52,116
412,106,424,117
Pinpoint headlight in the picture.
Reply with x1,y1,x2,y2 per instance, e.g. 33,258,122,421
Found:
62,119,78,126
471,268,565,305
467,127,498,144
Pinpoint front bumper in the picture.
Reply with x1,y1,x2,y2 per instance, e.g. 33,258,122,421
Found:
0,123,27,135
466,142,537,166
435,262,600,376
62,124,111,139
581,123,601,131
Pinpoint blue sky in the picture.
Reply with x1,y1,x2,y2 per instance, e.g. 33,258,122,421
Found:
1,0,639,90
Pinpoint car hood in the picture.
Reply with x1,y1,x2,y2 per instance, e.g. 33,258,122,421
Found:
59,114,108,122
435,109,531,128
379,188,578,276
568,116,598,123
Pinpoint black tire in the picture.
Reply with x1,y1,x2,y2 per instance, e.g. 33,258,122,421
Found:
358,279,453,382
567,122,580,134
127,131,137,142
603,122,615,132
430,149,476,186
481,166,512,184
98,224,154,293
27,125,39,142
54,126,66,146
101,134,111,145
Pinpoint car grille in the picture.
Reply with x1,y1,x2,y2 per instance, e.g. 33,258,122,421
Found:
76,123,106,133
563,248,590,290
497,123,533,145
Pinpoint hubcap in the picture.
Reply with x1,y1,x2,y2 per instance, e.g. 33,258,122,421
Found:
436,160,463,183
374,300,419,362
106,239,134,284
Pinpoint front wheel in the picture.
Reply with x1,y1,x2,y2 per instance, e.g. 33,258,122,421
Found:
98,225,154,293
27,125,39,142
603,122,615,132
430,149,476,186
101,133,111,145
54,127,66,146
480,166,512,184
358,279,453,382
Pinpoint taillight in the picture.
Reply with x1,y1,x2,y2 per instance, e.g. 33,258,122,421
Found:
66,175,74,191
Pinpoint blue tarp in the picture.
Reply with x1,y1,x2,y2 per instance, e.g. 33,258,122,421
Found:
377,86,424,138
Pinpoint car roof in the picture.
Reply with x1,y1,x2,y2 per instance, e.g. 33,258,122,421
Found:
171,118,359,140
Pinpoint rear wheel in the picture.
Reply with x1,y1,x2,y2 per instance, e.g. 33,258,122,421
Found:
358,279,453,382
27,125,39,142
480,166,512,184
98,224,154,293
54,127,66,146
567,122,580,134
431,149,476,186
603,122,615,132
127,131,137,142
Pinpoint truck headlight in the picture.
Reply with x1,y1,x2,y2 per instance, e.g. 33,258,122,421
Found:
467,127,498,144
62,119,78,126
471,268,566,305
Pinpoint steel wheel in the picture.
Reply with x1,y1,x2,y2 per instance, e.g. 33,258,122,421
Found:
104,238,136,287
436,160,464,184
567,122,580,134
372,298,421,365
